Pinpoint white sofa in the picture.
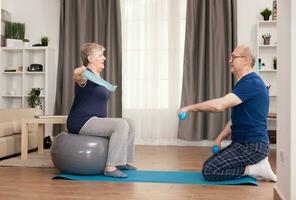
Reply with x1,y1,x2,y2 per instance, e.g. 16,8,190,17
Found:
0,108,43,158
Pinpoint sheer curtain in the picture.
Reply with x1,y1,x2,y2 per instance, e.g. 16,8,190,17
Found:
121,0,187,144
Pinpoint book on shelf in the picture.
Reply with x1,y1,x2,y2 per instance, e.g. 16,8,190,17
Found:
4,66,23,72
4,69,17,72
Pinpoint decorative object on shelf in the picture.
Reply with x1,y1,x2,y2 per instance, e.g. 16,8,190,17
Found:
28,64,43,72
261,63,266,70
258,58,262,70
268,112,277,119
32,43,43,47
9,89,16,96
266,85,272,97
4,21,25,47
0,33,5,47
27,88,43,109
4,68,17,72
32,36,49,47
268,130,276,144
273,57,277,70
1,9,11,21
5,38,23,47
41,36,49,46
23,38,30,47
4,66,23,72
272,0,277,20
260,8,272,21
262,33,272,45
1,9,12,47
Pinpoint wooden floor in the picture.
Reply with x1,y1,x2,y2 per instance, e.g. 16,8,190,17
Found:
0,146,276,200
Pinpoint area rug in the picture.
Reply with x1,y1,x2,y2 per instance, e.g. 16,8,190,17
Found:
0,150,54,168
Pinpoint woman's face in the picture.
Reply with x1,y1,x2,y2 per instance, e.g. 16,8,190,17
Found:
89,49,105,72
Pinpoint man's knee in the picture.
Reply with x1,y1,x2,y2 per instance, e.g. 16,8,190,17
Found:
202,161,218,181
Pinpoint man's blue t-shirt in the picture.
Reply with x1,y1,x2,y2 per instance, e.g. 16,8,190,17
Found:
231,72,269,143
67,69,110,134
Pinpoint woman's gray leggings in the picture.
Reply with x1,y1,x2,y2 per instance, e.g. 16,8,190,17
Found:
79,117,135,166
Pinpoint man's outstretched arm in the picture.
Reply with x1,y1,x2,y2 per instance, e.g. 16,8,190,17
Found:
179,93,242,113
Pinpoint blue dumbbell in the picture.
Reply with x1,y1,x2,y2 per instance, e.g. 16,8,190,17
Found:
178,112,188,120
212,145,220,154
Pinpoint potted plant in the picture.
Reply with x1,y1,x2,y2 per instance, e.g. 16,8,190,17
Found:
23,38,30,47
262,33,272,45
5,22,25,47
260,8,272,21
27,88,43,109
41,36,49,46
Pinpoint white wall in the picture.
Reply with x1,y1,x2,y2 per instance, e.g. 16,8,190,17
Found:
275,0,296,199
1,0,60,102
2,0,60,50
237,0,274,51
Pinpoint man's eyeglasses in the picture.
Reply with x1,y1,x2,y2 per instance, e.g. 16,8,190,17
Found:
231,55,246,59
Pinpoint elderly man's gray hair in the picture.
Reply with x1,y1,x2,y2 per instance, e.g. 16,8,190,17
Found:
240,45,256,67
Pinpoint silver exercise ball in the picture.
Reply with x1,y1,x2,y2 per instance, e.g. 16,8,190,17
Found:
50,132,109,175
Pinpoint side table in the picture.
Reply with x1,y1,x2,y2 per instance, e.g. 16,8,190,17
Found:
21,116,67,160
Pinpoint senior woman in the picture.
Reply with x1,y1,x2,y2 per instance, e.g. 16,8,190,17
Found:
67,43,136,178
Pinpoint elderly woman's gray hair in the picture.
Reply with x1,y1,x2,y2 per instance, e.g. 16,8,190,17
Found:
80,43,105,66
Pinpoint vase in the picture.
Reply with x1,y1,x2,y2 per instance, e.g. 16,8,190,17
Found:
263,38,271,45
263,15,270,21
5,39,23,47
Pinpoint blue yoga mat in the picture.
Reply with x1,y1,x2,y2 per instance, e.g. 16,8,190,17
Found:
53,170,257,186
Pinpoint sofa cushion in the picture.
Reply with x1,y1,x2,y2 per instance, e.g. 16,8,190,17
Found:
0,132,37,158
13,120,36,134
0,122,15,137
0,120,36,138
0,108,42,159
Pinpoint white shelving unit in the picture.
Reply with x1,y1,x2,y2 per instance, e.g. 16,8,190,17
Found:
256,20,277,136
0,47,56,131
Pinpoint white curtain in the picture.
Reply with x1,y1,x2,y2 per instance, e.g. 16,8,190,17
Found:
121,0,187,144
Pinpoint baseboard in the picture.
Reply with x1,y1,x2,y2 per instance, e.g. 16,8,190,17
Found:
135,139,277,148
274,186,286,200
135,138,224,146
